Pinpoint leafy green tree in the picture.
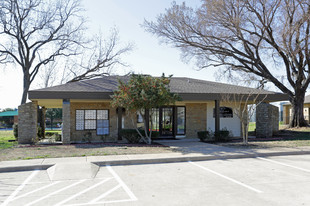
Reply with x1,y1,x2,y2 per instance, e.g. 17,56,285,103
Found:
1,108,15,112
111,74,180,144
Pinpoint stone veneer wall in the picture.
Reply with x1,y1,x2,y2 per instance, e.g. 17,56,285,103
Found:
62,100,71,144
256,103,279,138
70,102,118,142
185,103,207,138
18,102,38,144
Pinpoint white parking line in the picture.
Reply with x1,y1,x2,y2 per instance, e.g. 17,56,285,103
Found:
106,164,138,201
25,179,87,206
89,184,122,204
63,165,137,206
257,157,310,173
189,161,263,193
1,170,39,206
12,181,61,201
54,178,113,206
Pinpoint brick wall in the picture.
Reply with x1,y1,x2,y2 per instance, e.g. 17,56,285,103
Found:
18,102,38,144
185,103,207,138
256,103,279,138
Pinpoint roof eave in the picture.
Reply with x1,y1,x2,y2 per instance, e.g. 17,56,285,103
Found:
29,91,289,102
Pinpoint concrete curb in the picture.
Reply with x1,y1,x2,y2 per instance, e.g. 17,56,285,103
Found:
0,164,54,173
1,150,310,173
93,150,310,166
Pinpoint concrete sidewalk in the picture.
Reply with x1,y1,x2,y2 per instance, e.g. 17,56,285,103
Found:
1,139,310,173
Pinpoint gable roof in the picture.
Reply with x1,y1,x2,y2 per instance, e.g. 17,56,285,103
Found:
28,75,288,102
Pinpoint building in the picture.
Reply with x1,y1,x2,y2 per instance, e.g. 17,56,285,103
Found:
0,110,18,129
18,76,288,144
283,95,310,124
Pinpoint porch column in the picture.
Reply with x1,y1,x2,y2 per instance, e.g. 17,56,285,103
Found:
117,107,123,140
62,99,71,144
18,101,38,144
38,107,46,139
215,100,220,139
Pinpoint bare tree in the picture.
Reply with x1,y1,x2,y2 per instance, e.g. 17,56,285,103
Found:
0,0,86,104
38,61,58,88
67,29,133,83
221,89,267,145
36,28,132,87
144,0,310,127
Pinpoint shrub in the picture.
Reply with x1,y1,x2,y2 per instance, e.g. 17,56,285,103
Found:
45,132,58,136
215,128,231,142
82,131,92,143
100,134,109,142
150,131,160,139
37,126,44,140
197,130,214,142
13,123,18,140
120,129,142,144
54,133,61,141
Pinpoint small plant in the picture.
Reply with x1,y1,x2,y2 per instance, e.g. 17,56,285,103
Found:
37,126,44,140
82,131,92,143
54,133,61,141
13,123,18,140
197,130,214,142
120,129,142,144
31,136,40,144
215,127,231,142
150,131,160,139
100,134,109,142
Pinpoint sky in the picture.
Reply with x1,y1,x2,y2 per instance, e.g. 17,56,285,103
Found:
0,0,285,109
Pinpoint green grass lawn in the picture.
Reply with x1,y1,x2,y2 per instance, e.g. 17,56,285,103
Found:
248,122,256,132
45,130,61,134
0,130,17,149
0,130,62,150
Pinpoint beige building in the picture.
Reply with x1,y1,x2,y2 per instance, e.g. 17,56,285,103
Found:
18,76,288,144
283,95,310,124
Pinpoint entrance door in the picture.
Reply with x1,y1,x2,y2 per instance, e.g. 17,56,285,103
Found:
160,107,174,136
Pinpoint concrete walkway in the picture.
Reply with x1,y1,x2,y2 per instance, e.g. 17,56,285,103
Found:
1,139,310,173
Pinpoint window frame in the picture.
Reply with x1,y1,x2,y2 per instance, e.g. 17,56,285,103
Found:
176,106,186,135
75,109,110,135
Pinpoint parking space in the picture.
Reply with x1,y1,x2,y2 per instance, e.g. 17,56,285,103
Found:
0,166,137,206
1,155,310,205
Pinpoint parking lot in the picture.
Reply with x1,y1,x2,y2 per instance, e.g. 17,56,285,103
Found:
1,155,310,206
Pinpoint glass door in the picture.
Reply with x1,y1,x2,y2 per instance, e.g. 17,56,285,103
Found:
160,107,174,136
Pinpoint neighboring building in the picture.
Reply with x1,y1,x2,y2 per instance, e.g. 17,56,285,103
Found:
279,102,288,122
18,76,288,144
0,110,18,128
283,95,310,124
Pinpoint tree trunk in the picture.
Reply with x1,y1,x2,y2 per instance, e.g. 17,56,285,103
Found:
289,93,308,127
21,72,31,105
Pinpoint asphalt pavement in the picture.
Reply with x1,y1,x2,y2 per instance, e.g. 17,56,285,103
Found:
1,139,310,173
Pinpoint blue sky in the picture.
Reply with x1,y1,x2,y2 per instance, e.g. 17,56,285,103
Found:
82,0,215,78
0,0,287,109
0,0,220,109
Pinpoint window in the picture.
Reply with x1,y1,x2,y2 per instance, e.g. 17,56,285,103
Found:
149,108,159,132
85,110,96,129
75,109,109,135
97,110,109,135
176,107,186,135
76,110,84,130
